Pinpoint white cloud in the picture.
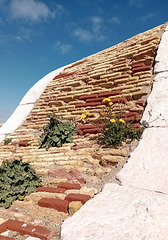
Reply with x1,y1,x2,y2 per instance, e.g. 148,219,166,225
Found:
10,0,52,22
73,28,93,42
129,0,144,7
108,17,121,25
90,16,103,33
138,12,154,22
54,41,72,54
14,27,35,42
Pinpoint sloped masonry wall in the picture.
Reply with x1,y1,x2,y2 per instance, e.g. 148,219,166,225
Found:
0,23,166,182
61,24,168,240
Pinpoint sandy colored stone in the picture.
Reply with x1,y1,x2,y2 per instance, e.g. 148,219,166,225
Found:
65,187,97,198
100,155,124,166
0,218,5,224
97,149,128,157
69,201,83,216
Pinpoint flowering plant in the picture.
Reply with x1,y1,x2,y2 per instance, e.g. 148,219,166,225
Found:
101,98,143,147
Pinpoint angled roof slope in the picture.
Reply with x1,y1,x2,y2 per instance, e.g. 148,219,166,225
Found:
0,23,167,177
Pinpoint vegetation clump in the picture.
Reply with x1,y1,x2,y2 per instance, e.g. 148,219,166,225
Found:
0,159,41,208
101,98,143,147
39,113,77,150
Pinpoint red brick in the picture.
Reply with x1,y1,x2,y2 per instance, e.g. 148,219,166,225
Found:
37,187,66,193
65,59,87,69
132,65,151,73
83,128,102,134
57,182,81,190
76,129,83,136
0,222,8,234
18,141,28,147
65,193,91,204
85,102,101,107
98,90,121,97
136,100,145,107
85,97,104,103
122,112,140,118
0,236,15,240
76,102,101,108
78,125,98,130
123,115,141,122
6,219,24,233
53,71,76,80
38,198,69,213
79,94,98,100
131,63,145,68
48,168,67,178
75,103,86,108
6,219,55,240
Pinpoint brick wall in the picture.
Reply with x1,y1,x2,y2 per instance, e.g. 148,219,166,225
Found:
0,23,166,179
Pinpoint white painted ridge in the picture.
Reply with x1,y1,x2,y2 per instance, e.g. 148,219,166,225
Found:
0,65,69,140
154,25,168,73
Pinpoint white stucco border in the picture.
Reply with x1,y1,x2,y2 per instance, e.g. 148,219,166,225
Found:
0,65,69,142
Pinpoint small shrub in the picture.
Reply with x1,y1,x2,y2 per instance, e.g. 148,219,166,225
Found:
0,159,41,208
4,138,12,145
103,118,142,147
101,98,143,147
39,114,77,150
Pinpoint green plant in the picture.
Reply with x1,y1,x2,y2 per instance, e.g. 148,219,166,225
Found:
4,138,12,145
101,98,143,147
0,159,41,209
39,113,77,150
103,118,142,147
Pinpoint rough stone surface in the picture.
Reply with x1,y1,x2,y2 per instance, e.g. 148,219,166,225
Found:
142,72,168,126
117,127,168,193
68,201,83,216
62,183,168,240
154,26,168,72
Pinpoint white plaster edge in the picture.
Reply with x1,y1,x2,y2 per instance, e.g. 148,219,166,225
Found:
0,64,69,141
154,25,168,73
142,26,168,127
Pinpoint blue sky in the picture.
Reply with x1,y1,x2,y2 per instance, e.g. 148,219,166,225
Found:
0,0,167,122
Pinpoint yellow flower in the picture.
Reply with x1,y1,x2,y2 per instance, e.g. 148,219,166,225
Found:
105,128,109,131
119,119,125,124
109,102,113,106
102,97,111,102
110,118,116,123
86,112,91,116
81,114,86,119
100,112,106,116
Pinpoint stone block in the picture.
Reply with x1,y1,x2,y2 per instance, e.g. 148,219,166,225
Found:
65,193,91,204
57,182,81,190
37,187,66,194
61,183,168,240
117,128,168,193
0,236,15,240
142,73,168,126
69,201,83,216
38,198,70,213
100,155,124,166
